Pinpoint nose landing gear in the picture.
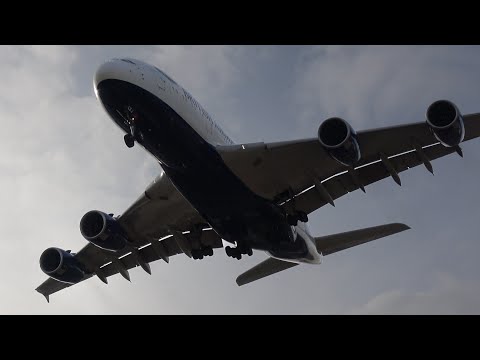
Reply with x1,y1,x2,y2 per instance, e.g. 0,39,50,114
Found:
124,133,135,148
123,105,143,148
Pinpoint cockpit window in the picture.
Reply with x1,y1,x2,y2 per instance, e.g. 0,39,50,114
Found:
154,66,178,86
121,59,136,65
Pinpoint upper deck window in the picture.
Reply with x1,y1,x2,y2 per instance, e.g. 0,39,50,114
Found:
121,59,136,65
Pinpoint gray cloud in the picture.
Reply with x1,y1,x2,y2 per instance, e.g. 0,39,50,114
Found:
353,272,480,314
2,45,480,313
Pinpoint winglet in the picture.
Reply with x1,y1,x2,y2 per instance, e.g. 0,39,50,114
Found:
454,145,463,158
35,287,50,303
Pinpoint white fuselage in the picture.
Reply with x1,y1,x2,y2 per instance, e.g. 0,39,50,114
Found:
94,57,322,265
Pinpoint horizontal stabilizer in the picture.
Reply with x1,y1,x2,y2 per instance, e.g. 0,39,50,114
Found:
236,258,298,286
236,223,409,286
315,223,410,255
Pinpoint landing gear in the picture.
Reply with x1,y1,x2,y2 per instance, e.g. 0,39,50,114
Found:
124,134,135,148
225,245,253,260
123,105,145,148
286,211,309,226
287,214,298,226
298,211,308,223
192,246,214,260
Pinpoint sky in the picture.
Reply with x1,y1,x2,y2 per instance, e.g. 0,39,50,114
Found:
3,45,480,314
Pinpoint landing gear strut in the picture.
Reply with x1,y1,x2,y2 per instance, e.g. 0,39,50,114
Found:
225,245,253,260
123,106,144,148
287,211,309,226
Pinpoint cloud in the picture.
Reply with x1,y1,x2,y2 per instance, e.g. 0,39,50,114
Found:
353,272,480,314
2,45,480,314
292,46,480,133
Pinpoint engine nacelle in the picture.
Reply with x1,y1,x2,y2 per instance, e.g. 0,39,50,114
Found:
39,247,86,284
426,100,465,147
80,210,128,251
318,117,361,167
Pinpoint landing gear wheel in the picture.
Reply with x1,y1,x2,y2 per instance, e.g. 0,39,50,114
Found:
287,214,298,226
247,248,253,256
192,249,205,260
226,246,244,259
124,134,134,148
200,247,214,257
298,211,308,223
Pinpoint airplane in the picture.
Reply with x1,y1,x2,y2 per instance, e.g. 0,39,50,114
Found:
36,57,480,302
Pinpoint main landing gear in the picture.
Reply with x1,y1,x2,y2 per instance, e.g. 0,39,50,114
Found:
225,245,253,260
192,246,214,260
286,211,308,226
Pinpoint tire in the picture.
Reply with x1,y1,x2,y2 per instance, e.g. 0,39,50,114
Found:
298,212,308,223
124,134,134,148
287,215,298,226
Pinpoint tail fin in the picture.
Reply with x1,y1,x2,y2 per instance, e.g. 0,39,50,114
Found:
315,223,410,256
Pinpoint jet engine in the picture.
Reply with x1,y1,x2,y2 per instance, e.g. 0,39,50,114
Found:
39,247,86,284
318,117,361,167
80,210,128,251
426,100,465,147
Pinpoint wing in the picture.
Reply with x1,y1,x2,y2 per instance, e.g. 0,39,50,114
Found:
218,113,480,213
36,172,223,301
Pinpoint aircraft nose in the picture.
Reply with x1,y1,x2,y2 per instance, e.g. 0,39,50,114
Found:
94,58,141,97
94,59,120,95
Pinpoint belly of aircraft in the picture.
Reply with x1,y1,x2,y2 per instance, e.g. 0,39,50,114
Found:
96,79,300,251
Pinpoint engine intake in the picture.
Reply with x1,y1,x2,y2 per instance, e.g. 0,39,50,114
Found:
318,117,361,167
39,247,86,284
426,100,465,147
80,210,128,251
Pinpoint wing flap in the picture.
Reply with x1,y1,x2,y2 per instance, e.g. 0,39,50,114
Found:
100,229,223,278
289,142,458,215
